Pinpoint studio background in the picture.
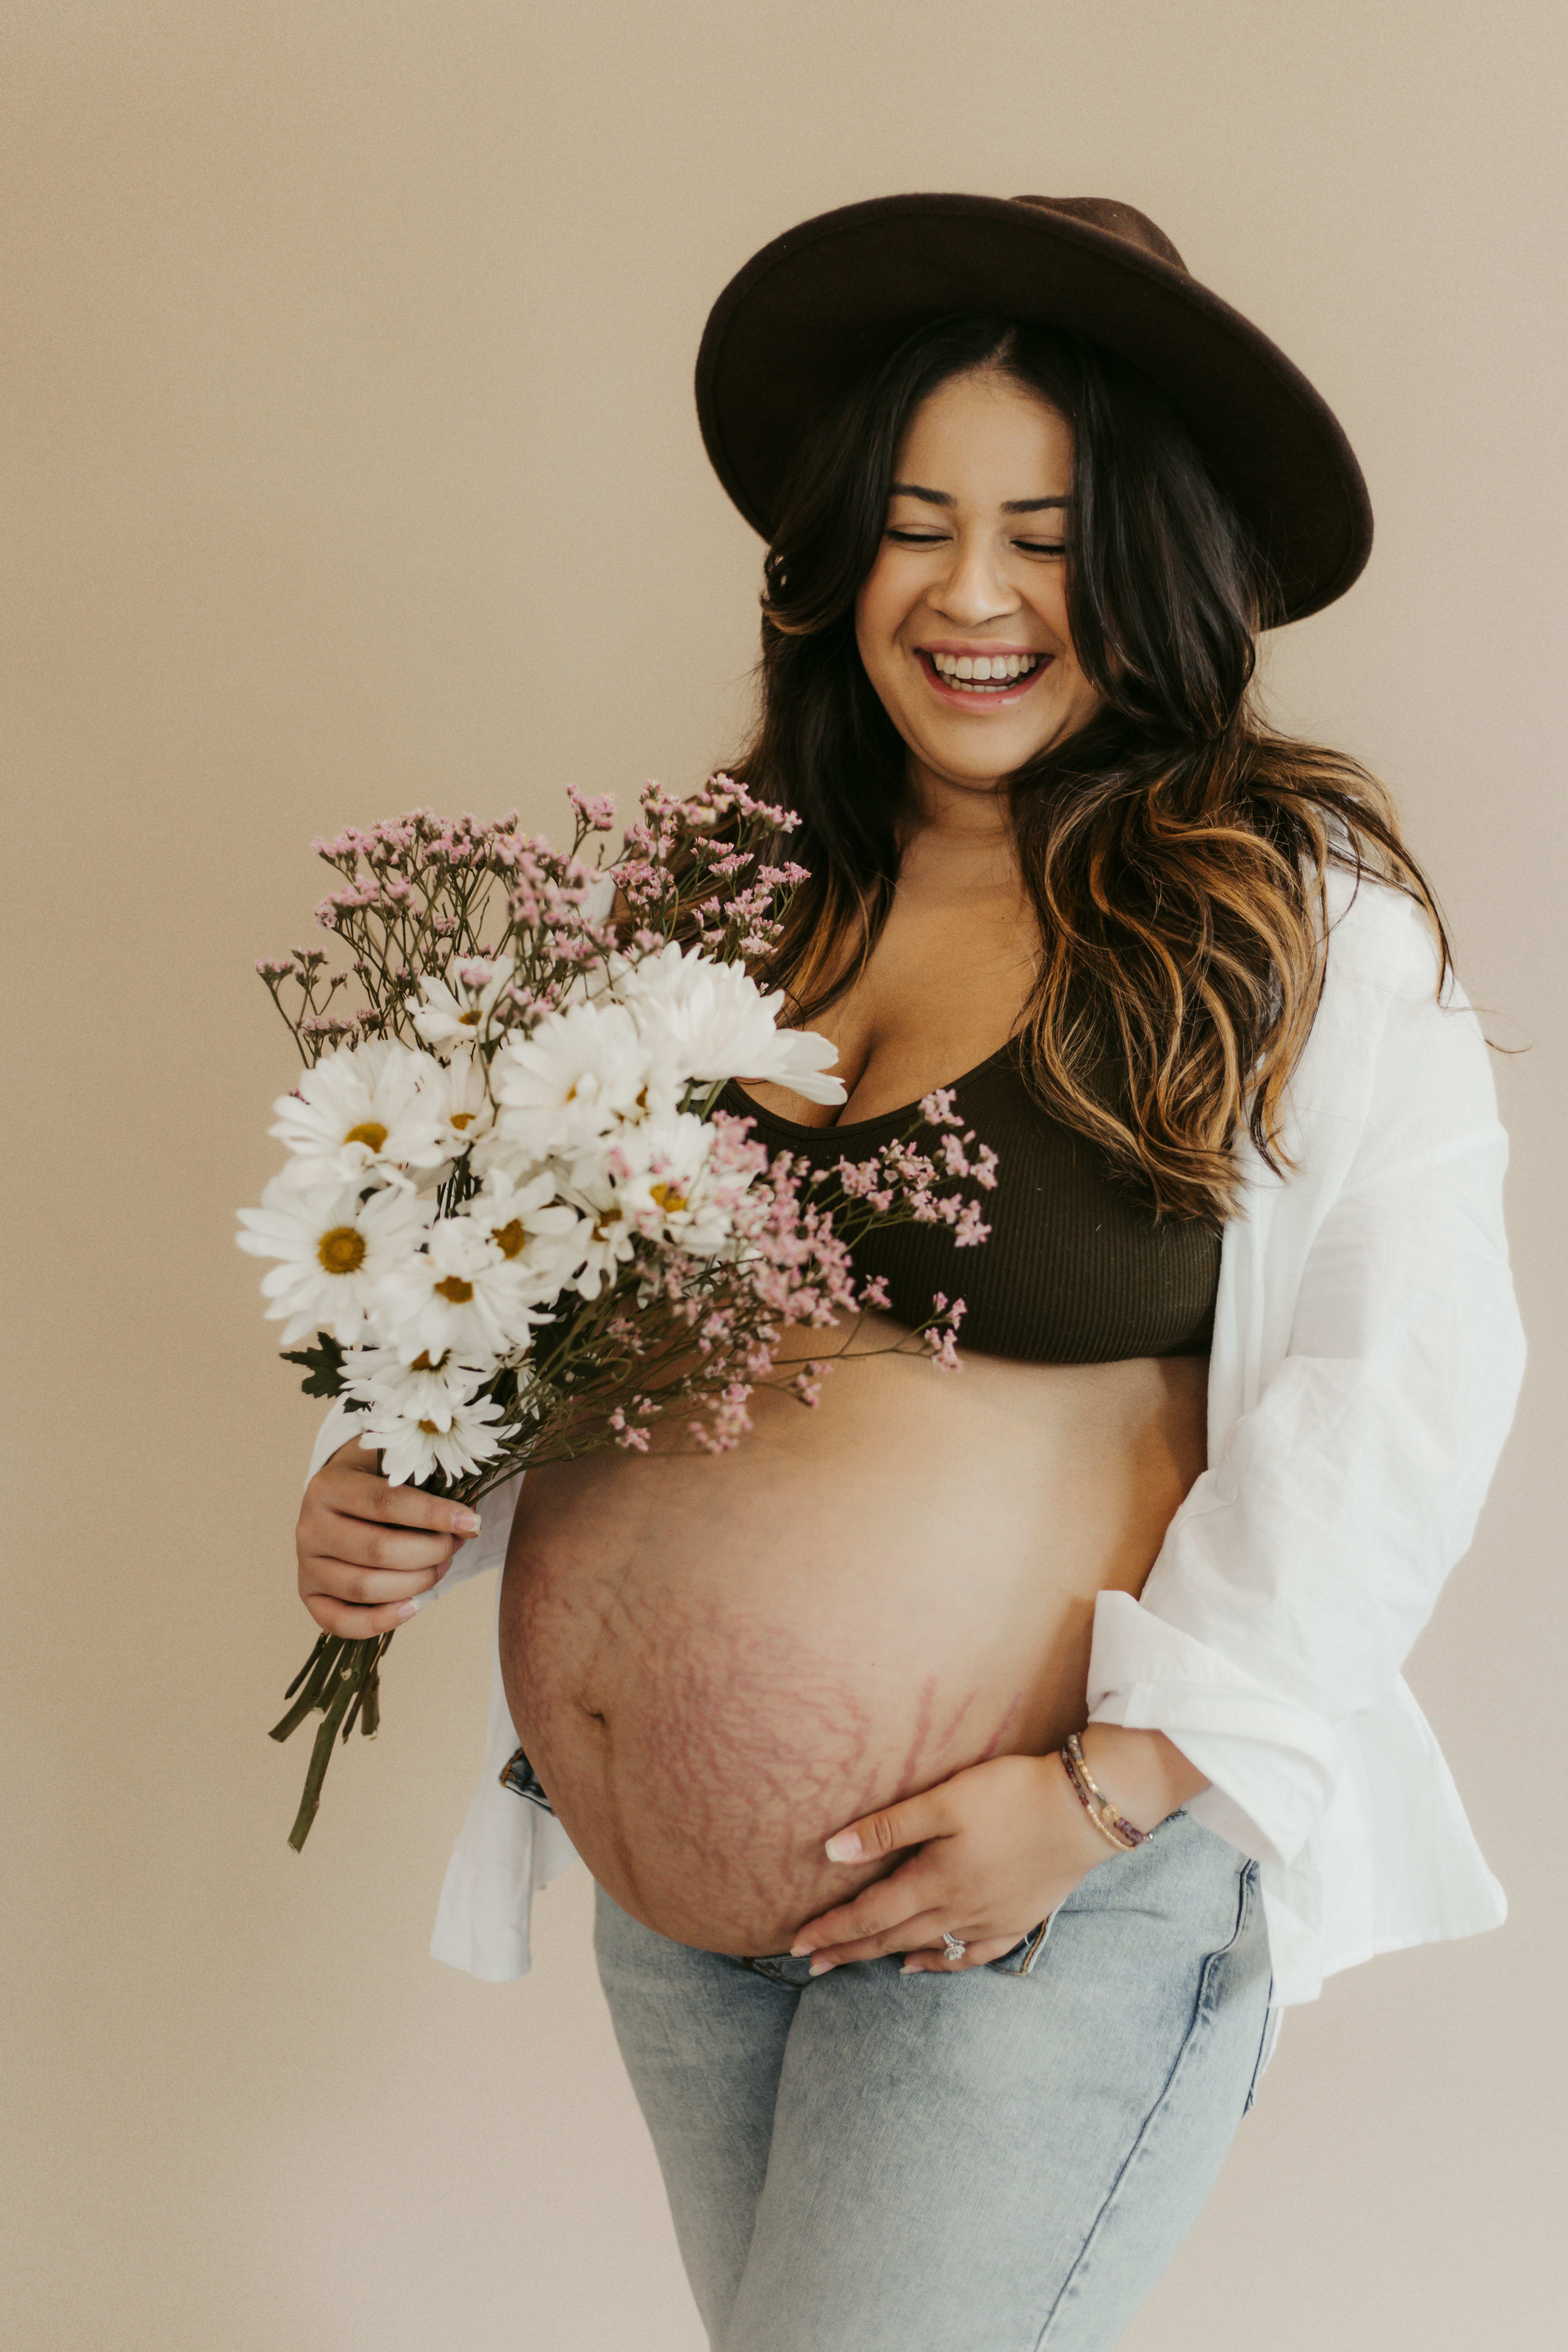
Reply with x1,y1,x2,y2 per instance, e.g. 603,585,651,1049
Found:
5,5,1564,2346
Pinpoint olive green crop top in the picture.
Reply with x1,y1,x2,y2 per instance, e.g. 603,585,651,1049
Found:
720,1040,1221,1365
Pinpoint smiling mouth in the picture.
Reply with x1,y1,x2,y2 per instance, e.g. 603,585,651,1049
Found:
915,649,1051,703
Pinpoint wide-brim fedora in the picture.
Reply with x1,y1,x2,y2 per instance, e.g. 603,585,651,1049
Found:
695,193,1372,626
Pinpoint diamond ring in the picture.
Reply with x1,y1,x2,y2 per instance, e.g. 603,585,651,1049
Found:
941,1931,967,1962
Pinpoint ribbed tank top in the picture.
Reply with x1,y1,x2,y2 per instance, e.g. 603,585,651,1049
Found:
719,1041,1220,1365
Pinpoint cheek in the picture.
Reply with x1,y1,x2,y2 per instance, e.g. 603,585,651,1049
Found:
1033,582,1094,698
853,560,909,673
1029,572,1074,648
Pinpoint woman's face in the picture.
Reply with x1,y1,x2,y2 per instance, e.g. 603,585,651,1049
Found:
854,368,1102,803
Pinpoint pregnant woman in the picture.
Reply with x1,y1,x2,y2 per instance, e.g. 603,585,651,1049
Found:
293,196,1524,2349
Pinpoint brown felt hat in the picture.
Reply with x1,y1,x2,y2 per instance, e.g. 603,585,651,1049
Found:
695,193,1372,625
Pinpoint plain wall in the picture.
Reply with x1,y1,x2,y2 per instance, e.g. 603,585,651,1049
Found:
4,4,1564,2346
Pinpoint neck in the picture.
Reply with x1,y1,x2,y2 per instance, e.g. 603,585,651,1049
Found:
900,759,1020,893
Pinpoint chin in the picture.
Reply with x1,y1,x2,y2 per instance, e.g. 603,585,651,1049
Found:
920,725,1064,783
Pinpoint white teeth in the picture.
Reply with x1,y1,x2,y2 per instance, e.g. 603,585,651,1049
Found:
929,650,1041,690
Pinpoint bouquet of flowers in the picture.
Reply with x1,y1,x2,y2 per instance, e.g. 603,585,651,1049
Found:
238,777,996,1848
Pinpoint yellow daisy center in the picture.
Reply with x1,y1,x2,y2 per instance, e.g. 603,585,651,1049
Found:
493,1218,528,1259
343,1121,388,1152
459,1008,481,1025
410,1350,448,1371
650,1182,688,1214
418,1417,440,1433
434,1276,475,1303
317,1226,366,1275
450,1111,475,1131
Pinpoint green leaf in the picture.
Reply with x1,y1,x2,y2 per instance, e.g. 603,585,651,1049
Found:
281,1334,351,1399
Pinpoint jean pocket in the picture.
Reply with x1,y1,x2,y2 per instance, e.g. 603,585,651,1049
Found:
988,1916,1053,1977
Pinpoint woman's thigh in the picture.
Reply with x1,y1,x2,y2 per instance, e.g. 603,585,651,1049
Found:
732,1817,1270,2351
597,1815,1272,2352
592,1880,802,2344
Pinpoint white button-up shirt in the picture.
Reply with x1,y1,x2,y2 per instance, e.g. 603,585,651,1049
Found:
305,871,1526,2008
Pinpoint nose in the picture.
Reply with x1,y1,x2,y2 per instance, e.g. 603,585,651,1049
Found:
928,532,1021,629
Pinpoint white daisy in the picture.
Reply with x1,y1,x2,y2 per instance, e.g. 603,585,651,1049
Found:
492,1000,666,1162
235,1174,431,1348
594,1112,744,1258
455,1167,586,1301
358,1386,517,1488
559,1112,743,1292
339,1341,495,1417
555,947,634,1011
374,1213,552,1363
410,957,514,1054
621,942,845,1105
387,1048,495,1177
555,1145,641,1299
267,1039,433,1189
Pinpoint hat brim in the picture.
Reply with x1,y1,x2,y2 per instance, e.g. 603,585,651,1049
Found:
695,194,1372,626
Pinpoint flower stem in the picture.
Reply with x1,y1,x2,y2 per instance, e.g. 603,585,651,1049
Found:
361,1644,385,1739
271,1633,390,1849
340,1630,393,1743
280,1630,330,1705
283,1649,363,1851
269,1635,344,1744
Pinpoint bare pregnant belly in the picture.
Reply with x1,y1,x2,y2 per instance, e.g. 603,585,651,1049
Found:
499,1323,1207,1956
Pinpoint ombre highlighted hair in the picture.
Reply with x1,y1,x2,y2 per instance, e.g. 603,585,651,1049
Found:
730,314,1447,1225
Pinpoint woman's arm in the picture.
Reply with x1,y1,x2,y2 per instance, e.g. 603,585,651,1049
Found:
1087,896,1526,1872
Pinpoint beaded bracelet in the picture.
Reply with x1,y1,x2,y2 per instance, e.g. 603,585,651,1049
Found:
1060,1733,1149,1852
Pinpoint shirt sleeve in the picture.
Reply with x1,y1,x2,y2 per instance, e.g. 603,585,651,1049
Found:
1087,902,1526,1870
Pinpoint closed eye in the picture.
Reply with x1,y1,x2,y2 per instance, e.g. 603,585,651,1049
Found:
884,529,1066,555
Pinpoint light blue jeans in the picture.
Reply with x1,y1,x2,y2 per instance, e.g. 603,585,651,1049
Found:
593,1811,1272,2352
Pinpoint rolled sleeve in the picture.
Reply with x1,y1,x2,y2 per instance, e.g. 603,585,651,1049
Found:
1087,1589,1341,1867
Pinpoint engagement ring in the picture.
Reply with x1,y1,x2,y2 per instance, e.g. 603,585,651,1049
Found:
941,1931,967,1962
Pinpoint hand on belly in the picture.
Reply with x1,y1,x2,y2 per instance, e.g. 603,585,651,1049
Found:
497,1345,1207,1956
505,1557,1064,1951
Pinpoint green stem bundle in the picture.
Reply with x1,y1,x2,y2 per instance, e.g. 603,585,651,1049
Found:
270,1630,395,1851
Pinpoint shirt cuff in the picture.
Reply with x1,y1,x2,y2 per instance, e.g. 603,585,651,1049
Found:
1086,1588,1344,1871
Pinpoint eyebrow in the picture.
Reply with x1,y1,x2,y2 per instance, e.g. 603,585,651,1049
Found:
887,481,1071,513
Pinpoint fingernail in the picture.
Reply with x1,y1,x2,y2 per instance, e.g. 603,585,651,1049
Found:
899,1960,922,1975
395,1601,419,1621
452,1509,483,1538
789,1942,811,1958
824,1831,862,1862
807,1958,836,1977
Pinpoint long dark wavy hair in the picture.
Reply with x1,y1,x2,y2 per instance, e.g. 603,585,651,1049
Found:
727,314,1446,1224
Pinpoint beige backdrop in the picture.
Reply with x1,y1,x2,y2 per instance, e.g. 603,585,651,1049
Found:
5,4,1565,2347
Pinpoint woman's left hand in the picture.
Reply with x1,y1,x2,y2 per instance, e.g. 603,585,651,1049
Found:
790,1750,1114,1975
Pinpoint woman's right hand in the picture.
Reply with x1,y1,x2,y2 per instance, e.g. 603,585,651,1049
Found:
295,1434,485,1638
